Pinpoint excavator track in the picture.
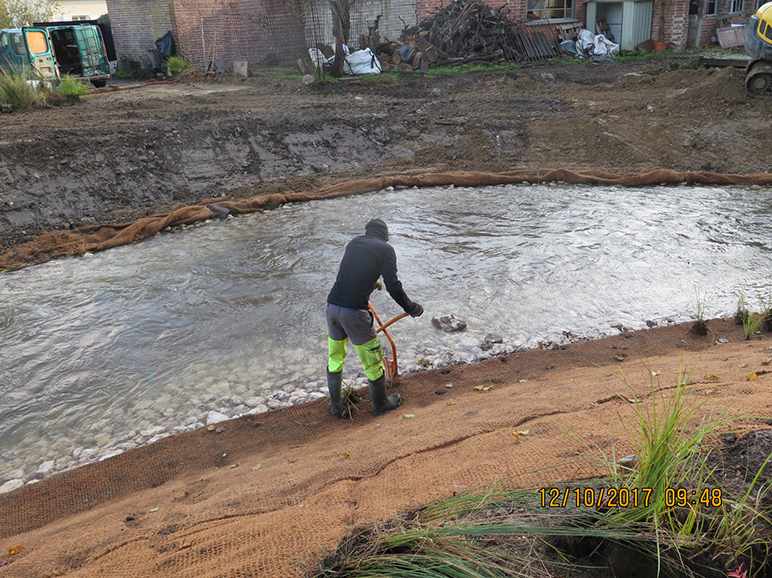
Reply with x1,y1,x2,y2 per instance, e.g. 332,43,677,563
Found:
745,65,772,99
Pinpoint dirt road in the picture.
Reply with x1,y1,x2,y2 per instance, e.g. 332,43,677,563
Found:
1,57,770,254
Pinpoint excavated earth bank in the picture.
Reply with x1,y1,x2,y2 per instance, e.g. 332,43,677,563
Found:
1,57,771,255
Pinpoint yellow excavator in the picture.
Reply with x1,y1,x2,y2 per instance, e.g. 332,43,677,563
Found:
746,2,772,97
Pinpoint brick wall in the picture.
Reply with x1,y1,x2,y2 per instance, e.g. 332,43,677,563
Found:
652,0,690,45
654,0,757,48
304,0,418,51
106,0,311,68
105,0,757,67
105,0,175,66
417,0,525,20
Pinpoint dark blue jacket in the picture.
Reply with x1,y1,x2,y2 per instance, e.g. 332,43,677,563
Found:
327,231,418,313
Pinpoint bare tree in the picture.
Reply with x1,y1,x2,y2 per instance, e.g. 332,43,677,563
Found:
328,0,357,77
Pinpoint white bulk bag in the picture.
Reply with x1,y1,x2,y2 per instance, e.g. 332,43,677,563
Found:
344,48,381,75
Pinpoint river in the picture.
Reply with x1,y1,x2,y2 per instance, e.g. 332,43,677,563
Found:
1,183,769,488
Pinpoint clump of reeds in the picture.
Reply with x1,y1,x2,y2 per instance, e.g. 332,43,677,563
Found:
691,286,709,336
736,293,770,340
0,68,49,109
56,74,89,98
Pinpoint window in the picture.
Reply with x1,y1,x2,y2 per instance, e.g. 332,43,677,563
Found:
706,0,717,15
72,15,89,21
763,22,772,41
730,0,744,12
10,32,28,56
527,0,575,21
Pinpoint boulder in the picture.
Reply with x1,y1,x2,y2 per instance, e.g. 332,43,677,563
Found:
431,314,467,333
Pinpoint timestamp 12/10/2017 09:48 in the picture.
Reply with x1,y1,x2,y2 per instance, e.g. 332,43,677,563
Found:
538,487,724,509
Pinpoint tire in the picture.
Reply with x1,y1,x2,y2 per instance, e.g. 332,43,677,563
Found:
91,79,107,88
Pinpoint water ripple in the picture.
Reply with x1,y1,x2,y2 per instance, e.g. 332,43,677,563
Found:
1,183,770,481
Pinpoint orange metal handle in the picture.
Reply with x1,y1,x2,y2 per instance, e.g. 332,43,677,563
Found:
376,311,409,334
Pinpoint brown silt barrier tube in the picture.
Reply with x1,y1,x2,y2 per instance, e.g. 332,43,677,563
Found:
2,168,770,271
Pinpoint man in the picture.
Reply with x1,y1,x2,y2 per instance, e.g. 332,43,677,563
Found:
326,218,423,417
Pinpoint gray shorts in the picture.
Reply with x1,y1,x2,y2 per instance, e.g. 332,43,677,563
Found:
326,303,377,345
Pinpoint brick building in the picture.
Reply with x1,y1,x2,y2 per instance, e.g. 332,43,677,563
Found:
104,0,762,69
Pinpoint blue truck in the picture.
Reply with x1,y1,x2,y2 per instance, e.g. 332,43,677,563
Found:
0,23,110,87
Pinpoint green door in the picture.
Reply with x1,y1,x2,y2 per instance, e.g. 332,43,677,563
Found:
23,28,57,79
72,25,109,77
0,30,29,72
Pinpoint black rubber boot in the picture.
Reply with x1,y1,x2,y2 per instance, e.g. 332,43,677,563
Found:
327,369,345,418
368,374,402,415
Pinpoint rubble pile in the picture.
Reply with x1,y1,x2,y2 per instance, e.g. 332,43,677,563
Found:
372,0,559,72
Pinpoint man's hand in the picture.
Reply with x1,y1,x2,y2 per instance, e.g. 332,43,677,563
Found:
409,303,424,318
374,279,383,291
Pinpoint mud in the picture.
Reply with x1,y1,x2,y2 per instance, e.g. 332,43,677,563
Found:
1,56,770,255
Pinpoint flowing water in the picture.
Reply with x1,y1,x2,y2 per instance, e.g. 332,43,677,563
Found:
1,183,770,486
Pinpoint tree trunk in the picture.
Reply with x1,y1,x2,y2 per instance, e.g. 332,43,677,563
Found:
330,0,353,77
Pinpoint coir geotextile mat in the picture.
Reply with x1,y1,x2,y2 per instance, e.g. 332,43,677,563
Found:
2,167,772,270
1,317,771,577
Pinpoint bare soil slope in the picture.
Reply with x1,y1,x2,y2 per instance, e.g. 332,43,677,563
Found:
1,57,771,254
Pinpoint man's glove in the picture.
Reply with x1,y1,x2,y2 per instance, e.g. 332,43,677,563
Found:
409,303,424,318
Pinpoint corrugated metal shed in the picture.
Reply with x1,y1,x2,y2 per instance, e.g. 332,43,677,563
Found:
586,0,653,51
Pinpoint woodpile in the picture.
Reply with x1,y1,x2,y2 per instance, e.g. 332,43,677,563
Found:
371,0,559,72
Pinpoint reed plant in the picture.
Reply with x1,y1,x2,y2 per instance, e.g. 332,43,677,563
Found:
758,290,772,332
309,485,655,578
691,286,709,335
606,365,726,526
736,293,767,340
0,68,49,109
57,74,89,97
711,451,772,571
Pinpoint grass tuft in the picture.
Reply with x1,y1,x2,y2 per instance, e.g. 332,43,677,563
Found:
736,293,768,340
691,285,709,335
57,75,89,97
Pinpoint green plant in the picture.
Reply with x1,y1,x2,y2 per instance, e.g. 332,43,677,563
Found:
691,286,708,335
166,56,189,74
737,293,766,340
308,484,656,578
0,67,49,109
712,452,772,569
735,293,750,326
112,67,136,79
57,74,88,97
309,368,772,578
758,289,772,332
600,366,731,530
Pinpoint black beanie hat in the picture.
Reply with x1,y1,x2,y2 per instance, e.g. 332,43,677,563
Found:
365,218,389,241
